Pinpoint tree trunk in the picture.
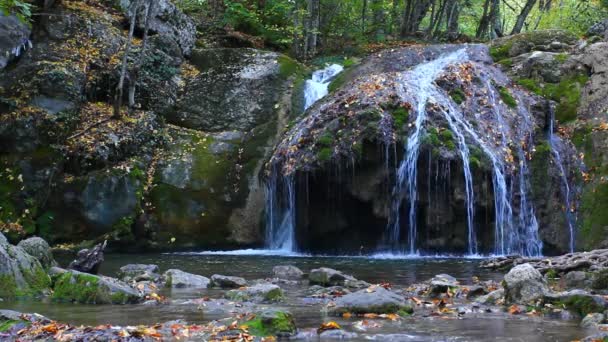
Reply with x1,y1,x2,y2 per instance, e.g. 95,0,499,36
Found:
391,0,401,35
362,0,368,33
113,0,140,119
128,0,154,110
446,0,460,38
305,0,320,58
372,0,385,41
511,0,538,34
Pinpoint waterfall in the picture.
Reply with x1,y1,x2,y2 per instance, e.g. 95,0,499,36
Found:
264,167,296,251
548,106,576,253
304,64,344,109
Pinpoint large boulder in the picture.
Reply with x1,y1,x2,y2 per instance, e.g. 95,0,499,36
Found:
51,267,142,304
118,264,160,282
329,286,412,315
490,29,578,62
273,265,304,280
16,237,56,269
163,269,210,288
119,0,196,56
504,264,550,304
0,14,31,70
0,233,50,299
167,48,293,132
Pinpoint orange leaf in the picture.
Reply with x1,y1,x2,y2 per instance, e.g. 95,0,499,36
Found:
318,321,341,333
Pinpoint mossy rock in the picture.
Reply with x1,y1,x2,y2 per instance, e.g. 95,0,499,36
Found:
51,269,141,304
241,310,296,337
490,30,578,61
560,294,605,316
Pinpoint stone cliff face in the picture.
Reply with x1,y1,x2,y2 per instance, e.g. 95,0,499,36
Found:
0,1,303,251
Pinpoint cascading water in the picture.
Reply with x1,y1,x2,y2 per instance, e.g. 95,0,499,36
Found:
386,49,543,257
548,106,576,253
264,64,344,252
304,64,344,109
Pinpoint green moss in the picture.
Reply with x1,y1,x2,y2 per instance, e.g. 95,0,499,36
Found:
545,269,558,279
498,58,514,68
265,287,284,302
516,78,542,95
110,291,129,304
449,88,466,104
317,147,333,162
529,141,552,197
391,107,410,128
544,75,588,122
498,86,517,108
328,72,348,93
318,132,335,147
469,156,482,169
0,320,24,332
592,270,608,290
398,306,414,316
244,311,296,337
555,53,569,63
52,272,100,304
278,55,303,79
424,128,441,147
560,295,604,316
343,58,356,68
0,275,18,298
490,42,513,62
580,182,608,250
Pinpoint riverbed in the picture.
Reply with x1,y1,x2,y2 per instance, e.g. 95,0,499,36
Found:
0,254,592,341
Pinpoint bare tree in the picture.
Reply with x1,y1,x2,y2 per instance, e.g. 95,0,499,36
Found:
128,0,155,110
114,0,141,119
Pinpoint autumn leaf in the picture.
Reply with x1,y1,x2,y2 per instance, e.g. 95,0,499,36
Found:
317,321,341,334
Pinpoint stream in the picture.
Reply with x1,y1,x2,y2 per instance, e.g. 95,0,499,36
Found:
0,254,590,341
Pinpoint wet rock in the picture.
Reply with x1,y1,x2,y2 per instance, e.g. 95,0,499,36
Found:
504,264,550,304
180,298,255,315
225,283,284,303
307,285,351,298
16,237,56,269
508,51,564,83
319,329,359,339
474,289,505,305
544,290,607,316
51,268,141,304
0,233,50,299
429,274,459,296
309,268,368,288
581,313,605,328
273,265,304,280
564,271,591,289
490,30,578,60
118,264,161,282
0,14,31,70
210,274,247,288
466,285,489,299
68,241,106,275
119,0,196,56
329,286,412,315
132,281,159,296
163,269,210,288
240,309,297,337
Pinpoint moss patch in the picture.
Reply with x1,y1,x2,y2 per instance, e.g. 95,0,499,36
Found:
243,311,296,337
0,275,18,299
278,55,303,79
580,182,608,250
560,295,605,316
498,87,517,108
391,107,410,128
449,88,466,105
490,42,513,62
52,272,101,304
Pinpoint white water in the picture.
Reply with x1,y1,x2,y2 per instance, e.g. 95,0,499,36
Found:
304,64,344,109
264,169,296,252
548,107,576,253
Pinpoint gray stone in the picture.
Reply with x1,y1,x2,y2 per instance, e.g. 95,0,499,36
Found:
319,329,359,339
564,271,591,289
225,283,284,303
211,274,247,288
588,19,608,39
51,268,142,304
0,232,50,298
118,264,160,282
163,269,210,288
119,0,196,56
273,265,304,280
474,289,505,305
329,286,412,315
466,285,488,299
581,313,605,328
504,264,550,304
0,14,31,70
17,237,57,269
430,274,459,296
30,96,75,114
309,268,368,288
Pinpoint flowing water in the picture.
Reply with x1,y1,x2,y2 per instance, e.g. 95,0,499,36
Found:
0,254,588,341
304,64,344,109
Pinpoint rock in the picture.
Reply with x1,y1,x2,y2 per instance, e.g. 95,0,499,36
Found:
0,310,49,333
118,264,160,282
225,283,284,303
307,285,352,298
474,289,505,305
272,265,304,280
68,241,107,275
0,232,50,299
466,285,488,299
17,237,56,269
319,329,359,339
309,268,368,288
168,48,290,132
508,51,564,83
240,310,297,337
544,290,607,316
504,264,550,304
210,274,247,288
564,271,591,289
588,19,608,40
581,313,605,328
329,286,412,315
490,30,578,60
51,268,141,304
429,274,459,296
119,0,196,56
163,269,210,288
0,14,31,70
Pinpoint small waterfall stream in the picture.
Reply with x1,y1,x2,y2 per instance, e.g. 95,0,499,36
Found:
304,64,344,109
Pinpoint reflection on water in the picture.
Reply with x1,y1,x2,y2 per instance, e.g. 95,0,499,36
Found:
0,254,589,341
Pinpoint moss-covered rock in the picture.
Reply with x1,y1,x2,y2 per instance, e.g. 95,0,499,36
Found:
0,233,51,299
225,283,284,303
51,268,141,304
490,30,578,62
241,310,297,337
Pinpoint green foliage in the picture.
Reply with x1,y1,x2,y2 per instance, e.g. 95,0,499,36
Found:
498,87,517,108
52,272,100,304
490,43,512,62
0,0,32,24
317,147,333,162
449,88,466,105
243,311,296,337
390,107,409,128
518,75,588,122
